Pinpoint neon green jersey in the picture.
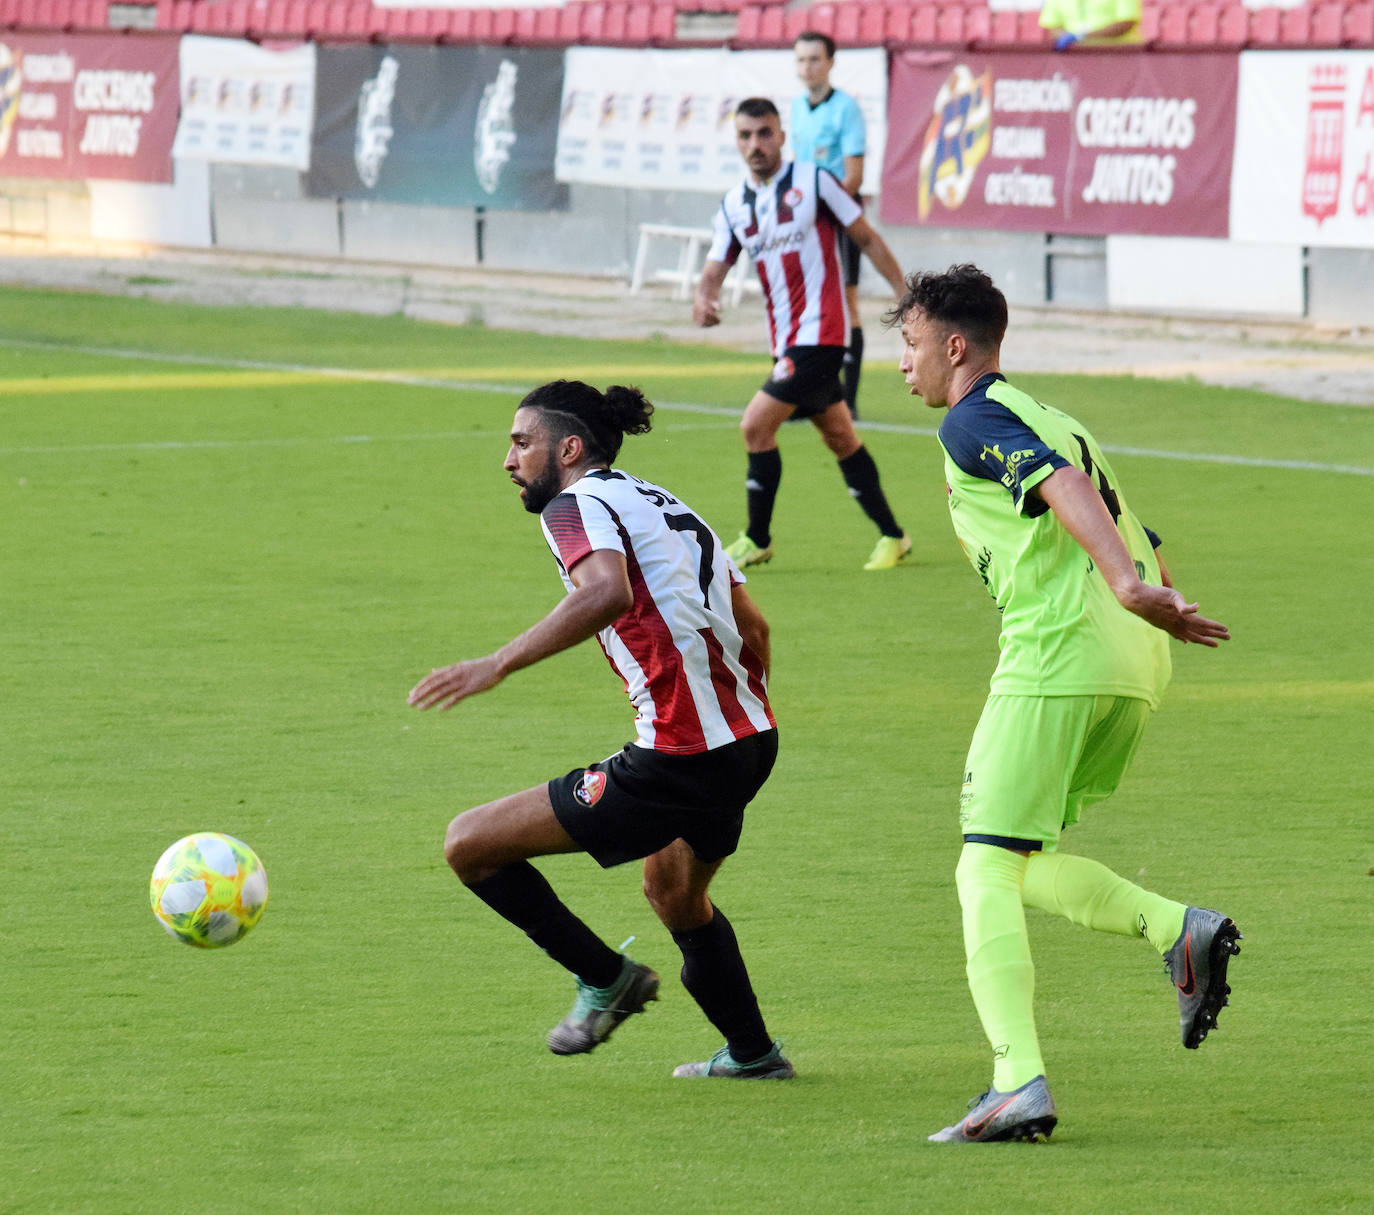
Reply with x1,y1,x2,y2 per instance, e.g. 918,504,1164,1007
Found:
938,374,1170,706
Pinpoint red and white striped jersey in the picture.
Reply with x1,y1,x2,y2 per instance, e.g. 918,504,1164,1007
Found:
539,469,775,755
708,160,862,357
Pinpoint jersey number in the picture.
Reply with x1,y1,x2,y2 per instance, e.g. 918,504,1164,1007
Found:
665,512,716,611
1073,434,1121,522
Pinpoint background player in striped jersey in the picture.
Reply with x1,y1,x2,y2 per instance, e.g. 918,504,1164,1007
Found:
693,97,913,573
889,265,1237,1143
409,380,793,1080
791,30,868,417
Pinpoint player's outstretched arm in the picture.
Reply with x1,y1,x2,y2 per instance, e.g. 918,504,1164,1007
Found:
1035,467,1230,647
693,259,731,327
846,216,906,299
409,550,634,710
730,584,771,680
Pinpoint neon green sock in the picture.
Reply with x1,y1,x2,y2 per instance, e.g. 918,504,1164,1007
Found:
955,843,1044,1092
1022,851,1186,955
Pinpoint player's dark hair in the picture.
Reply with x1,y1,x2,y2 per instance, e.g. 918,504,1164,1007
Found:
885,263,1008,351
736,96,780,121
520,380,654,464
795,31,836,59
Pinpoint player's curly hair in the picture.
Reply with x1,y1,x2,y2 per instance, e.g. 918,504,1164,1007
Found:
520,380,654,463
884,264,1008,351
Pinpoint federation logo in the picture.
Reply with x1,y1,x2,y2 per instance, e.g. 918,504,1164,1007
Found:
574,770,607,807
917,65,993,221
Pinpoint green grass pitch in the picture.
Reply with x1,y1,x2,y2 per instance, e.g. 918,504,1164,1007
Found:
2,287,1370,1213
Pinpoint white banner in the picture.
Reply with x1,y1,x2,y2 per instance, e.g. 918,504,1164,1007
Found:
1230,51,1374,248
172,35,316,171
555,47,888,196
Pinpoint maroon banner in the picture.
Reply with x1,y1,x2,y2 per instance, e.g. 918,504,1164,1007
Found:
881,52,1237,238
0,33,179,183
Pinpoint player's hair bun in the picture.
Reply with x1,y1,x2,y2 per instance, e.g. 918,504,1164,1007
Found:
602,385,654,438
519,379,655,463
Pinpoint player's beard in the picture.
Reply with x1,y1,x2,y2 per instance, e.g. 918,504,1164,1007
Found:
518,462,563,514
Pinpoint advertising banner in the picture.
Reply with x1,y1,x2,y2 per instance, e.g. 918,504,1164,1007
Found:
172,36,315,171
305,44,566,210
0,32,178,182
1230,51,1374,249
555,47,888,197
881,52,1236,237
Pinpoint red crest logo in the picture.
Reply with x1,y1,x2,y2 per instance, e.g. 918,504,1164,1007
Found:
784,187,804,207
574,770,607,806
1302,62,1346,226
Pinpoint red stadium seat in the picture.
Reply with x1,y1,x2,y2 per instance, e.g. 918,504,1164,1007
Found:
1214,2,1248,47
1247,5,1281,44
788,4,832,40
913,3,940,43
962,5,990,43
0,0,19,25
1017,10,1048,44
1278,4,1310,43
1310,1,1343,45
829,2,859,43
1345,2,1374,45
856,0,885,46
648,4,672,40
980,9,1021,45
469,8,497,42
935,5,968,44
578,1,605,40
1151,2,1189,45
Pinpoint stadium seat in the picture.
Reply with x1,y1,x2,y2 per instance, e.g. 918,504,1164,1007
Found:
1214,2,1249,48
1310,1,1343,45
1247,5,1281,44
1278,4,1310,43
0,0,18,25
855,0,884,46
962,5,990,43
468,8,497,42
70,0,110,29
1017,10,1048,44
787,4,831,40
1152,1,1189,45
935,5,968,44
169,0,195,30
648,4,672,41
1345,2,1374,45
734,4,761,42
980,9,1022,45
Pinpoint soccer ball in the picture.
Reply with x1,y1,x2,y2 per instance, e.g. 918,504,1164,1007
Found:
149,832,268,948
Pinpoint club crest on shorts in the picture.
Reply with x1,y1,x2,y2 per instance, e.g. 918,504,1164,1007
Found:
771,355,795,382
574,769,607,806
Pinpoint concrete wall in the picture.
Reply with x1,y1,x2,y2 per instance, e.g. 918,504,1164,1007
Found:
9,167,1374,327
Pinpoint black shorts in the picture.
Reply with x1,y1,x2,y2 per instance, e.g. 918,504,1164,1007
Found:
548,729,778,869
837,225,861,288
762,345,846,418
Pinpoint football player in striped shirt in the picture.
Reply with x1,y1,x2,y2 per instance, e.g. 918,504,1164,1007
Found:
409,379,793,1080
694,97,913,573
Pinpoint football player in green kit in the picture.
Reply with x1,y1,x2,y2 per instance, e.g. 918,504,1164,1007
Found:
889,264,1239,1144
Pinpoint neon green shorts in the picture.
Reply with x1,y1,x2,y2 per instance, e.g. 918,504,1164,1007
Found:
958,694,1152,851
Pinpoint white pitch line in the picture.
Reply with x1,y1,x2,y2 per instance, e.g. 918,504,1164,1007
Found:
1,335,1370,477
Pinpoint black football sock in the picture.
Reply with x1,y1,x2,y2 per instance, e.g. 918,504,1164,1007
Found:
671,906,773,1063
467,863,623,987
745,449,782,548
843,325,864,414
838,445,903,538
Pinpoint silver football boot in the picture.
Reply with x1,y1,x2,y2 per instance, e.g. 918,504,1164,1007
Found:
1164,906,1242,1049
928,1075,1058,1143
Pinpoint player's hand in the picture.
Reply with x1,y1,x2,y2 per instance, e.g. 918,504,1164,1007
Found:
693,296,722,328
1120,584,1230,647
1054,32,1080,50
408,656,505,710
